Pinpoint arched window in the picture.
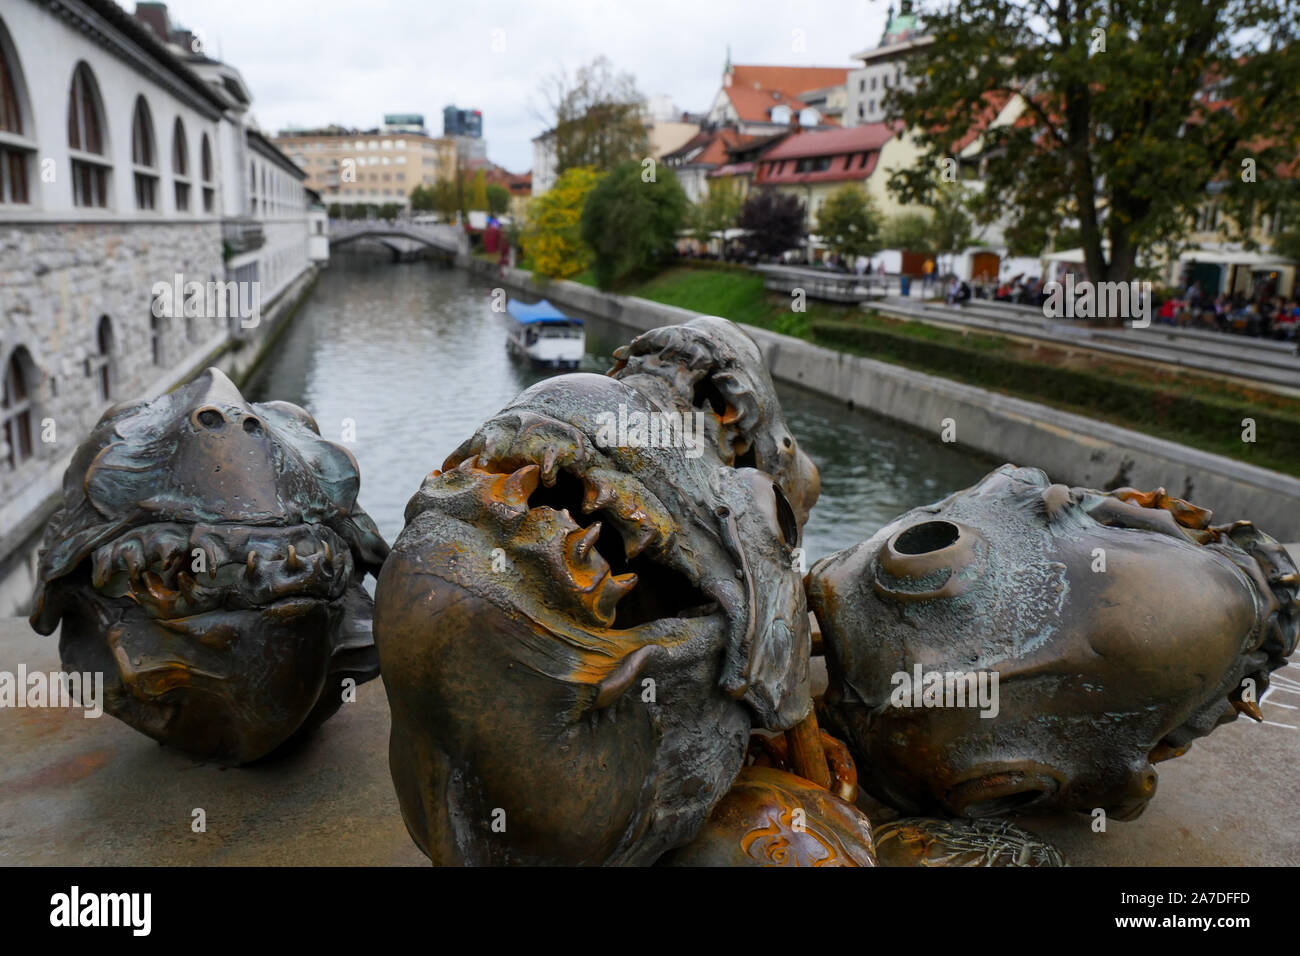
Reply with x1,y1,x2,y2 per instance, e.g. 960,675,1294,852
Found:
131,96,158,210
67,62,109,207
92,316,114,401
171,116,189,211
200,133,214,212
1,347,34,471
0,18,33,205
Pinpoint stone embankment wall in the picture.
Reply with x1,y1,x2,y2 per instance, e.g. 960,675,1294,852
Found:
461,255,1300,542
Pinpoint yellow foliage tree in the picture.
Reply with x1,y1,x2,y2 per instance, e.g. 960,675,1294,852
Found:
523,166,602,279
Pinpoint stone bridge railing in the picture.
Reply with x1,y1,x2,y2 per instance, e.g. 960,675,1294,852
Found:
753,264,888,303
328,219,463,254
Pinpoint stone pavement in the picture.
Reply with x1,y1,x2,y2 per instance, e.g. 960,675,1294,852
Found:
1,618,1296,866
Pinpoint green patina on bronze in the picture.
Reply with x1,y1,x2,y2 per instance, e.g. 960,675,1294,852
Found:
30,368,388,764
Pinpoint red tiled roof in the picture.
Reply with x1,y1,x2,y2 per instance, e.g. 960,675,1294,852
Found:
730,65,853,94
664,127,753,167
724,64,853,124
760,123,896,160
710,161,755,178
751,124,895,185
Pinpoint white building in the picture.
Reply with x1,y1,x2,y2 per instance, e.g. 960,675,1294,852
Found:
531,129,557,197
0,0,320,615
845,2,932,126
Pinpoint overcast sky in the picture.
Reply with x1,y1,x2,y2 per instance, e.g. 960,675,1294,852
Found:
162,0,890,172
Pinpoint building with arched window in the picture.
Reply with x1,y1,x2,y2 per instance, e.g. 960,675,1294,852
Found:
0,0,321,615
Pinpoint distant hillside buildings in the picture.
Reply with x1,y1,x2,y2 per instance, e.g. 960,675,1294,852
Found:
274,119,458,211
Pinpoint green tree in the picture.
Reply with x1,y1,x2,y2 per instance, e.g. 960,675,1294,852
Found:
887,0,1300,283
486,183,511,216
580,161,687,288
880,211,935,254
689,181,743,247
469,170,489,211
410,184,435,213
815,185,882,260
542,56,649,175
432,179,459,221
929,182,975,259
524,165,602,279
737,191,806,259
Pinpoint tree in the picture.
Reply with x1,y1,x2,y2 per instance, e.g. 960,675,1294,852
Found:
432,179,459,222
880,211,935,254
580,161,687,288
689,180,743,248
815,185,882,260
469,170,489,211
541,56,649,175
737,191,805,258
524,166,602,279
929,182,975,259
410,184,435,213
887,0,1300,283
486,183,511,216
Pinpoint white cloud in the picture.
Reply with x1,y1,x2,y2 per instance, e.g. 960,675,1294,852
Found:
165,0,887,172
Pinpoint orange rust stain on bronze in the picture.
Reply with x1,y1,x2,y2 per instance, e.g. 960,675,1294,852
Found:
784,711,832,791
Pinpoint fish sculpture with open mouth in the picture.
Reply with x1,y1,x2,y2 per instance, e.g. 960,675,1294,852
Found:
30,368,389,764
808,464,1299,822
375,316,847,865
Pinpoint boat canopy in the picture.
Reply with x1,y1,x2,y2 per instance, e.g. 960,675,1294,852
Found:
507,298,584,326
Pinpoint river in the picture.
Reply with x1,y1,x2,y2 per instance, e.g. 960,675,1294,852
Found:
245,252,993,562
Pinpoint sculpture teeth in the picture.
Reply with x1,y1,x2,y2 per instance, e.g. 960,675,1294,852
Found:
120,540,146,581
1232,699,1264,722
246,550,260,576
622,523,657,560
501,464,540,506
285,544,303,573
142,570,176,607
595,572,638,622
572,522,601,563
92,547,113,589
582,477,617,514
541,446,561,486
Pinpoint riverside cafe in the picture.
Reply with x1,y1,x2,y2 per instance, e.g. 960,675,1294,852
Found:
1173,248,1297,299
1044,245,1296,299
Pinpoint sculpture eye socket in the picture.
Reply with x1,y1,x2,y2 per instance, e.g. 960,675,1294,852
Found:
893,520,960,555
193,407,225,430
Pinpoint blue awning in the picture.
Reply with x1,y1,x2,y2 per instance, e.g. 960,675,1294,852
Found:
507,298,583,326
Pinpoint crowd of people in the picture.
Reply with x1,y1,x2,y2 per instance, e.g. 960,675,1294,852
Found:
1155,280,1300,341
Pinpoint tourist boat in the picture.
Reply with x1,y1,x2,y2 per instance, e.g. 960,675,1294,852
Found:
505,298,585,369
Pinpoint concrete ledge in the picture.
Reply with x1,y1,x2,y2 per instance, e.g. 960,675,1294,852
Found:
463,257,1300,541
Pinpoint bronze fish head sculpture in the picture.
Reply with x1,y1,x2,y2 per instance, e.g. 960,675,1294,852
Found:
375,368,814,865
30,368,388,763
808,464,1298,821
610,315,821,527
